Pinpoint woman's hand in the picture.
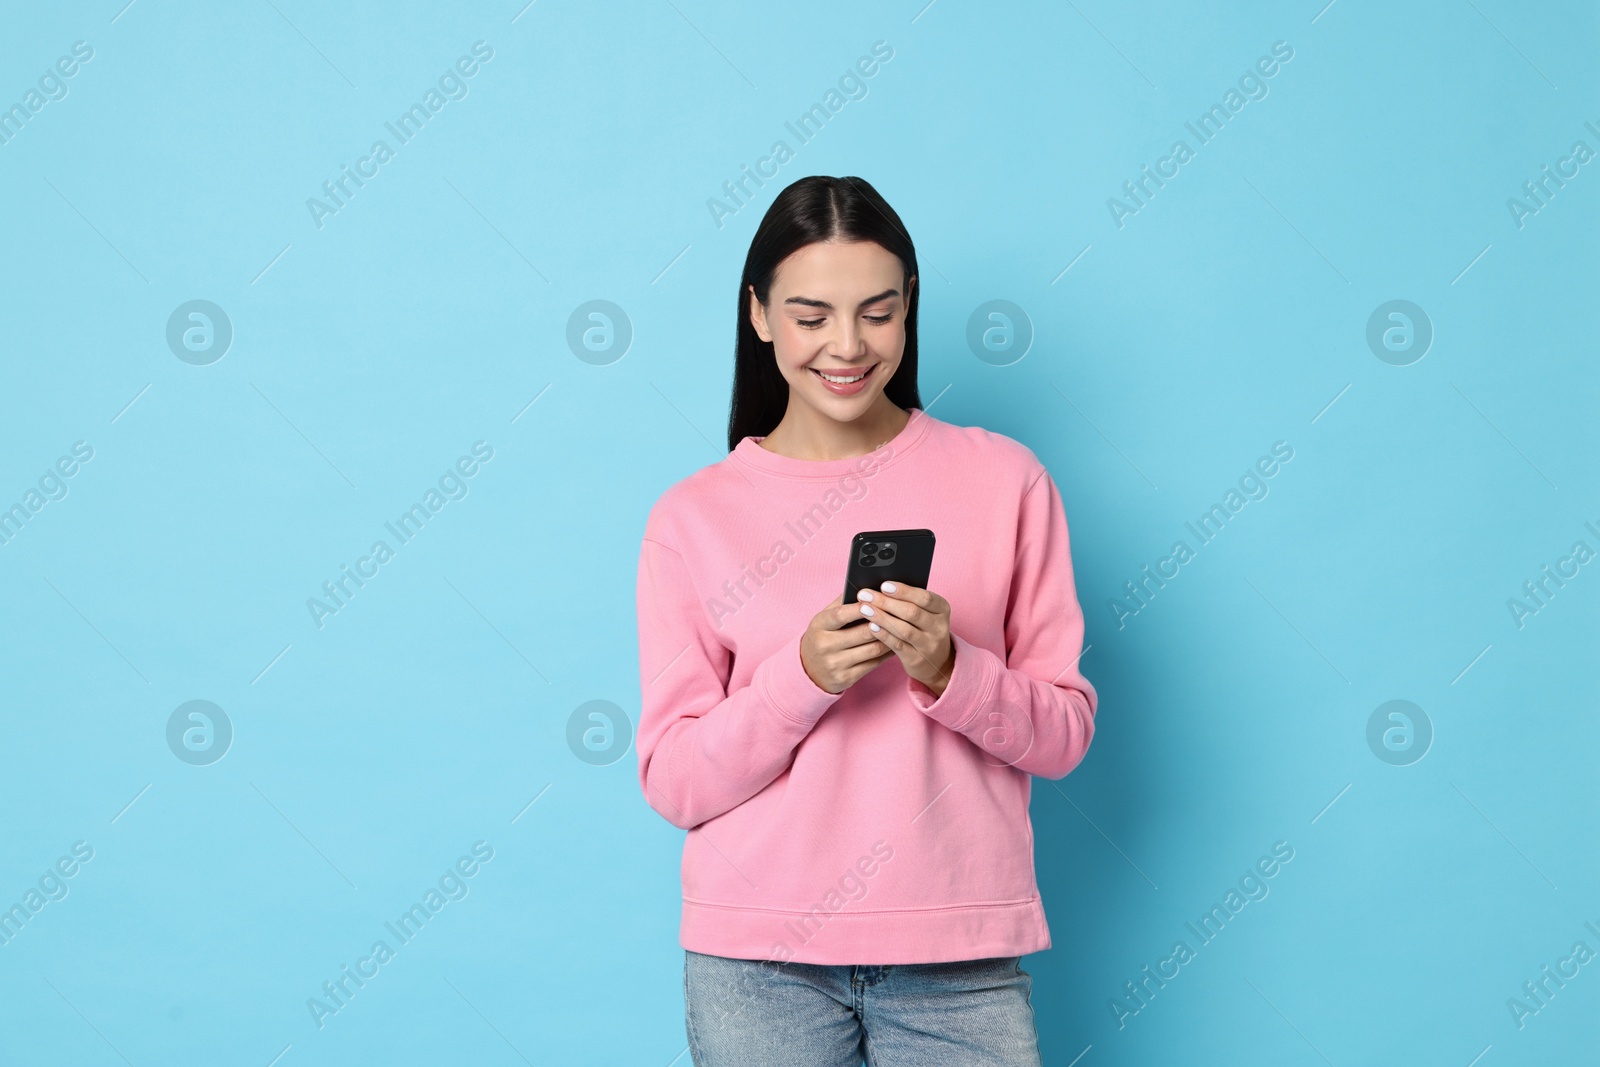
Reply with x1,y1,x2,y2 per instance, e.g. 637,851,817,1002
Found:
855,582,955,697
800,595,897,695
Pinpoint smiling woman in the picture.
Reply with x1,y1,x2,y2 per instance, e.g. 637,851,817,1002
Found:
747,241,911,426
637,175,1100,1067
729,177,923,460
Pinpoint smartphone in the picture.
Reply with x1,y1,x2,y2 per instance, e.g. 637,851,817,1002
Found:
842,529,936,627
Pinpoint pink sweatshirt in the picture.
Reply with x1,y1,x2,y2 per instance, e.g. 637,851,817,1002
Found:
635,407,1098,965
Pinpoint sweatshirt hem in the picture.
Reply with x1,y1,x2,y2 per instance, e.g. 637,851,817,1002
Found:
681,895,1052,965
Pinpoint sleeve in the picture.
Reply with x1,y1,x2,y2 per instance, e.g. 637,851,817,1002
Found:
905,467,1098,779
635,535,842,830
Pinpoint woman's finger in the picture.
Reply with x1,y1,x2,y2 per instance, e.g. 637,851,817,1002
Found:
870,614,934,665
818,595,867,631
859,590,930,632
861,604,910,643
874,622,945,680
874,582,949,616
841,636,894,665
833,617,888,649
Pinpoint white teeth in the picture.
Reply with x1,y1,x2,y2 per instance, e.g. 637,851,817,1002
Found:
817,368,868,383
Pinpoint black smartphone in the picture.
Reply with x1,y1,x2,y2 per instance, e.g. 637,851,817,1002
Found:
842,529,936,627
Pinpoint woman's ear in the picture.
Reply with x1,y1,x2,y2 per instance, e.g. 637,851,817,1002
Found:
748,284,773,343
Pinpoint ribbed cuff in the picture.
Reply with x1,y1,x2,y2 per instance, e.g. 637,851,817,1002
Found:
760,631,843,726
906,631,999,731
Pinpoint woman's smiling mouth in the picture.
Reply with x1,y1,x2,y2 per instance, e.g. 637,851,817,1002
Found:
810,363,876,396
812,364,873,383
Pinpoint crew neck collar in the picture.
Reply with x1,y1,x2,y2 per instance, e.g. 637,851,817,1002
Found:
731,407,932,480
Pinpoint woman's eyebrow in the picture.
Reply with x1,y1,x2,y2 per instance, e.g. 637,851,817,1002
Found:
782,288,900,310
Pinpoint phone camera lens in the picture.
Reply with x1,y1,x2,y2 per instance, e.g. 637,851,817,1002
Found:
878,545,896,562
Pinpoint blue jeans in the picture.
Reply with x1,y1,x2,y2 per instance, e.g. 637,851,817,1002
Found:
683,950,1044,1066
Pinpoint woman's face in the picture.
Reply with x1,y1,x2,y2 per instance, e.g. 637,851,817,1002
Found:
749,239,915,419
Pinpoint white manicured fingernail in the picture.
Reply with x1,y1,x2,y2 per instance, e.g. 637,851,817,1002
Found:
860,605,875,617
869,622,881,632
881,582,897,593
858,590,874,602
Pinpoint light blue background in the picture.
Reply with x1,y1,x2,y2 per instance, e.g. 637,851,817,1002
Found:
2,1,1596,1063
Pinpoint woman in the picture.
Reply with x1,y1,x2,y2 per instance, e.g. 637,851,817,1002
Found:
635,174,1098,1066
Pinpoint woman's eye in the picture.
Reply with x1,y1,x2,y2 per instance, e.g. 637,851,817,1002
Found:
795,312,892,328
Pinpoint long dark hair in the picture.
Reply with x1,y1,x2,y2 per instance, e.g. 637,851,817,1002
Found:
727,175,922,452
